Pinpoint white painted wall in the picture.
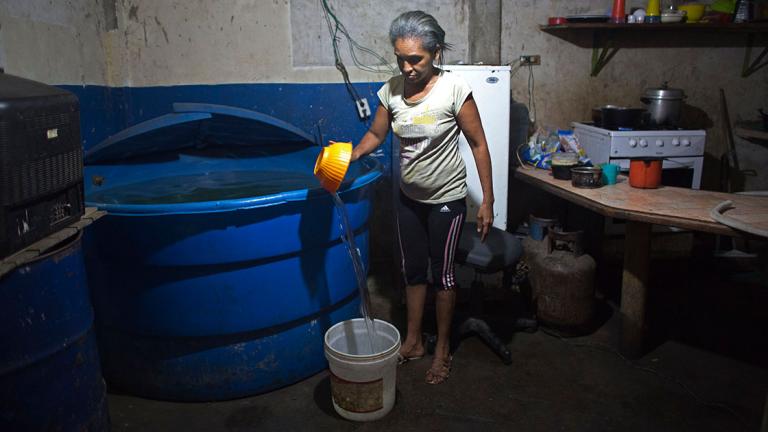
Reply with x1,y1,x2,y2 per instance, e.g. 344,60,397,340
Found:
0,0,109,85
290,0,469,68
0,0,464,86
106,0,468,86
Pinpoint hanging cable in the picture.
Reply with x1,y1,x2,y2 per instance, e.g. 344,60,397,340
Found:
508,59,524,78
320,0,395,75
319,0,397,120
527,64,537,124
321,1,361,104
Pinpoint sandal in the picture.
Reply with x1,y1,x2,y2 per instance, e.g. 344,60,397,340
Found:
397,346,425,365
425,355,452,384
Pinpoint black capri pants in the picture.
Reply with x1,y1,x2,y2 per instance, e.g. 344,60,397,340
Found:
396,192,466,290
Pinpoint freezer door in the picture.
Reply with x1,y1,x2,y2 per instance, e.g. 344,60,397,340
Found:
443,65,510,230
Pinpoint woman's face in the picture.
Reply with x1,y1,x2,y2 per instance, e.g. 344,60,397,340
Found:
394,38,438,85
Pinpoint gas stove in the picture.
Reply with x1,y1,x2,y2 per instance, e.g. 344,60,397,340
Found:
573,122,705,189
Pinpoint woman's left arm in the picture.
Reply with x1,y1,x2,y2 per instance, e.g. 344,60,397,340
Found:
456,94,494,241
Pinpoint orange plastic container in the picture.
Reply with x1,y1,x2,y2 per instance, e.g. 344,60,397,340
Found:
629,158,662,189
314,141,352,193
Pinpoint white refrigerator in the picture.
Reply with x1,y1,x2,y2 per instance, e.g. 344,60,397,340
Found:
443,65,510,230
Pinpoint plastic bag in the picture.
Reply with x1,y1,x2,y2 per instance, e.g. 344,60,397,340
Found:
558,130,592,166
521,126,561,169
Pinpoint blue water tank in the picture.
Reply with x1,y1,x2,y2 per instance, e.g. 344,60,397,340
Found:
0,233,109,430
84,103,382,401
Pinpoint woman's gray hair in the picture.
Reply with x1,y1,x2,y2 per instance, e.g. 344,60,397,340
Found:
388,11,453,54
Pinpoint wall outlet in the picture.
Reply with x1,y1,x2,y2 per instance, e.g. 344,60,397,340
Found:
519,55,541,66
356,98,371,119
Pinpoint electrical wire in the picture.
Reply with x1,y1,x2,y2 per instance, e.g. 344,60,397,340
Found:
321,1,361,104
539,327,750,431
319,0,397,119
508,60,524,78
527,64,537,124
320,0,395,74
506,57,535,168
516,141,532,169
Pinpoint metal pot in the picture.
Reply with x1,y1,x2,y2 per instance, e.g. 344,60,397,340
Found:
592,105,647,130
571,166,603,188
641,83,685,128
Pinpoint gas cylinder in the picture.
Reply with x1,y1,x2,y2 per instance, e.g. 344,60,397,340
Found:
522,215,559,263
522,215,559,308
530,230,596,329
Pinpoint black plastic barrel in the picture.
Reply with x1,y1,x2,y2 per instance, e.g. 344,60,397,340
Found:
0,233,109,431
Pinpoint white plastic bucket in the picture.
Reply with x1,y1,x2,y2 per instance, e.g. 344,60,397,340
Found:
323,318,401,422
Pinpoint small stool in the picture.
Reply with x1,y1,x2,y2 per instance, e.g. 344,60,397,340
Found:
433,222,537,364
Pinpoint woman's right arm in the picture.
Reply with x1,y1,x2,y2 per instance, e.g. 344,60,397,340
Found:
351,105,391,161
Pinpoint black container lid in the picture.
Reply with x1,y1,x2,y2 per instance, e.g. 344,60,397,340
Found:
0,72,73,99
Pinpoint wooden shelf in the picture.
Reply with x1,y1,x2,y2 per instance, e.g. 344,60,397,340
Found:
539,22,768,77
540,22,768,32
735,121,768,142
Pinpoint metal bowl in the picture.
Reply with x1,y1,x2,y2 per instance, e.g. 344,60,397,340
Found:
571,166,603,188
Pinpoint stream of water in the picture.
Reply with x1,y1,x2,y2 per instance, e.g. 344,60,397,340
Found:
331,192,378,354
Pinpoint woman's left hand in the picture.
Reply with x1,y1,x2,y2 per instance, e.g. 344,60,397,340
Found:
476,202,494,242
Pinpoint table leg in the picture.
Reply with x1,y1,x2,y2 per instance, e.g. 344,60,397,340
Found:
762,392,768,432
620,220,651,359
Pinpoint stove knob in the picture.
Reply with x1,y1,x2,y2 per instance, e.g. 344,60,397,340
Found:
655,139,664,147
629,139,638,147
639,139,648,148
682,138,691,147
672,138,680,146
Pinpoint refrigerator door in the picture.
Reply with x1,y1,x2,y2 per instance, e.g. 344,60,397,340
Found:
443,65,510,230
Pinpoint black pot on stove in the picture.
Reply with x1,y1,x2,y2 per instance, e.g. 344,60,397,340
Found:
592,105,648,130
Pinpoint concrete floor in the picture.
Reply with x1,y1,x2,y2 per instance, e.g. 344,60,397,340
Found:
107,249,768,432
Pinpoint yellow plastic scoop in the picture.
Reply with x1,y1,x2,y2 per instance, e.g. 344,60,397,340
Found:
314,141,352,193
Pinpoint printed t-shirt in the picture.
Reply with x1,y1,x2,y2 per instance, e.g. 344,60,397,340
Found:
377,70,472,203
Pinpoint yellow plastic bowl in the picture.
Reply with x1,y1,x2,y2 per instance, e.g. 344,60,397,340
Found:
314,141,352,193
679,4,705,22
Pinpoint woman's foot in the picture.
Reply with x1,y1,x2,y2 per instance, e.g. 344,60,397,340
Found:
425,355,452,384
398,341,425,365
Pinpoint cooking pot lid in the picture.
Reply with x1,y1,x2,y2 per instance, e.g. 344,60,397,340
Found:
595,105,646,111
85,103,317,164
643,86,685,100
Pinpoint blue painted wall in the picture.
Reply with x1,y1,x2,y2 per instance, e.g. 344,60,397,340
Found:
60,82,393,176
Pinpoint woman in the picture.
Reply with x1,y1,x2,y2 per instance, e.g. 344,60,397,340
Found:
351,10,494,385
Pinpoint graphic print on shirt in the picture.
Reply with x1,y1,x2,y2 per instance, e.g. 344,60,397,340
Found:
393,105,439,163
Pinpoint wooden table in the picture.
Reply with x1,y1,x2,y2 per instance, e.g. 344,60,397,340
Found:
514,167,768,358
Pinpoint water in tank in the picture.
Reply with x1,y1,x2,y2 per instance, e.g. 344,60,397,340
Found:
84,103,383,401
